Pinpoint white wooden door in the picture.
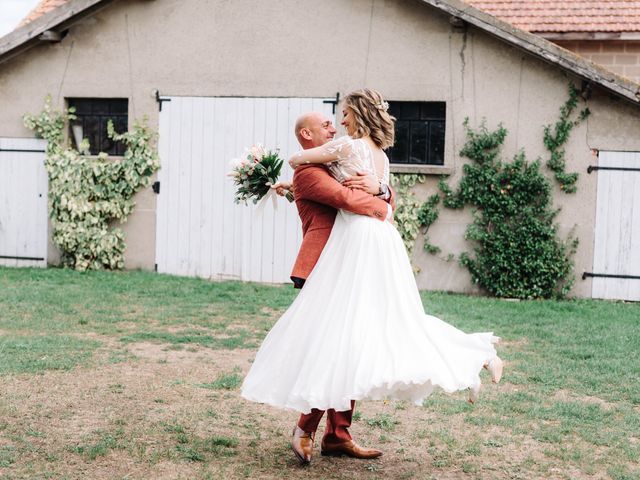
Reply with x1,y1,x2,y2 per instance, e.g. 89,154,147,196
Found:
155,96,336,283
592,151,640,301
0,138,48,268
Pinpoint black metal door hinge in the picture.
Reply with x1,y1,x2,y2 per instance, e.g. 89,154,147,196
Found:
152,181,160,194
323,92,340,114
583,272,640,280
0,147,45,153
0,255,45,261
155,90,171,112
587,165,640,174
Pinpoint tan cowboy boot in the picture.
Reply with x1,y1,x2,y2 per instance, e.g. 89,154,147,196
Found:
291,426,314,464
321,439,383,459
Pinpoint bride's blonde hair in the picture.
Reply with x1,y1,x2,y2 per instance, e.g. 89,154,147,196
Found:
343,89,395,149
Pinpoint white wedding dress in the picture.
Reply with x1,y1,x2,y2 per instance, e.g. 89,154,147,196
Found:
241,136,499,414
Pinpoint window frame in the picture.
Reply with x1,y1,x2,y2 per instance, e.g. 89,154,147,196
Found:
387,100,453,175
67,97,129,157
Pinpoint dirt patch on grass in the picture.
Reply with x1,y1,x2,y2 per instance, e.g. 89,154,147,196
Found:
0,344,256,479
164,325,216,334
499,338,529,348
0,345,630,480
552,389,615,410
493,381,524,394
127,341,253,367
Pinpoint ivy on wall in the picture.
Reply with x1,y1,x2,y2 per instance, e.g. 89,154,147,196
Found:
390,174,426,255
416,193,442,255
394,83,589,298
439,120,578,299
543,83,591,194
390,174,443,264
24,97,160,271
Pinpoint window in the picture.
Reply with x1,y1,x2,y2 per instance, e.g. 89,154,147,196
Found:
67,98,128,156
387,101,446,166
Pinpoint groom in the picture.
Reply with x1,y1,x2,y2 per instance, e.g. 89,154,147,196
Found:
276,111,394,464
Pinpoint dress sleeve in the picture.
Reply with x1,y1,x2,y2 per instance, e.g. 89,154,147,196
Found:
289,135,358,168
323,136,358,162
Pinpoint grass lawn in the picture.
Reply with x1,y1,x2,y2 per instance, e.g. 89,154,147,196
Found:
0,267,639,479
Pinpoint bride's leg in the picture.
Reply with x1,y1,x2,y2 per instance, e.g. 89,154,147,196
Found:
484,356,504,383
468,384,481,404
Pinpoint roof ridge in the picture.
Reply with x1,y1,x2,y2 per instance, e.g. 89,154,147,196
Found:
19,0,71,29
0,0,637,105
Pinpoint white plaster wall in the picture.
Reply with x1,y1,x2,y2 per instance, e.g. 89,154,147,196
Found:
1,0,639,297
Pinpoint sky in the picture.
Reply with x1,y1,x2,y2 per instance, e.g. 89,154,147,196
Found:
0,0,40,38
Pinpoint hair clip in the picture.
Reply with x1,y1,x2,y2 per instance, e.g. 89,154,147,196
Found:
376,100,389,112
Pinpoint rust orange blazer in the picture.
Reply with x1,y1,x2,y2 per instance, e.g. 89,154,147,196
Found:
290,164,396,288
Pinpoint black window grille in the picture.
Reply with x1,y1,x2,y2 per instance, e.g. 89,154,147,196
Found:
67,98,128,156
387,101,446,165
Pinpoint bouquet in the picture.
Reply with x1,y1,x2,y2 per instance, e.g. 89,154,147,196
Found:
228,144,294,205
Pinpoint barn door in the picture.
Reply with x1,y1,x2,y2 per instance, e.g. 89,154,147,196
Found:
591,151,640,301
0,138,48,268
155,96,336,283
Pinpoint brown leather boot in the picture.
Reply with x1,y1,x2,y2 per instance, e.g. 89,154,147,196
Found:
321,439,383,459
291,426,315,464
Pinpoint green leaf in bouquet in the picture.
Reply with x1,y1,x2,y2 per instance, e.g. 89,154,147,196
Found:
229,147,290,205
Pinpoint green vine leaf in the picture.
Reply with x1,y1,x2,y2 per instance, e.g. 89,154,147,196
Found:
543,83,590,194
390,174,427,256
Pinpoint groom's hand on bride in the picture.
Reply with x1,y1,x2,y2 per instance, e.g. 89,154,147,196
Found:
342,172,379,195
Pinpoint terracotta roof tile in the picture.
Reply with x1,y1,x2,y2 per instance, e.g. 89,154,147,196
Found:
19,0,640,35
465,1,640,32
19,0,70,27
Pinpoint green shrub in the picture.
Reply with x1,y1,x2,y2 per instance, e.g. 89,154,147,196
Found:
443,120,578,299
393,83,589,298
23,96,159,271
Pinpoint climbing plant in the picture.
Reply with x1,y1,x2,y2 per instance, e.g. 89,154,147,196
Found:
416,193,442,255
392,83,588,298
390,174,426,255
439,119,578,299
24,96,160,271
543,83,591,193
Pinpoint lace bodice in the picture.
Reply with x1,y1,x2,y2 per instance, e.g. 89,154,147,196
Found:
322,136,390,185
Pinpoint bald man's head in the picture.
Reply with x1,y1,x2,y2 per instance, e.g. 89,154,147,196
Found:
294,112,317,142
294,112,336,149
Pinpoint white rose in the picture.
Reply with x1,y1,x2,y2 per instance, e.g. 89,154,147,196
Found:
248,144,265,162
229,157,244,170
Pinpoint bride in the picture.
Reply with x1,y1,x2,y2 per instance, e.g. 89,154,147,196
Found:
241,88,503,440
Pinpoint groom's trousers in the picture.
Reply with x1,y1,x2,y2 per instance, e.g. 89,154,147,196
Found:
297,400,355,442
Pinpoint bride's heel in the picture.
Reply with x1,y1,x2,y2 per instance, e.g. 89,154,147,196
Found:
468,384,481,404
485,357,504,384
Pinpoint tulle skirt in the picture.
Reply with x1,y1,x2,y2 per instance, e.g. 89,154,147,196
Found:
241,210,499,413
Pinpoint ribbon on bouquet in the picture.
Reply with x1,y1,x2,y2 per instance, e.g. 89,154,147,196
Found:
254,182,279,215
